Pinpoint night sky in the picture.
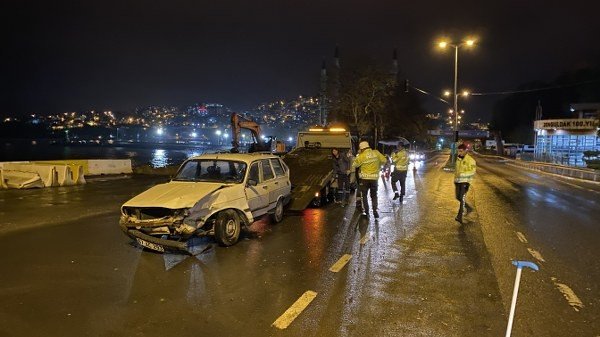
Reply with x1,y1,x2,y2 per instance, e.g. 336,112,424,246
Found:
2,0,599,121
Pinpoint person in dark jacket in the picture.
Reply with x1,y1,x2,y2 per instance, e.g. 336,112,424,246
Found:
332,148,351,206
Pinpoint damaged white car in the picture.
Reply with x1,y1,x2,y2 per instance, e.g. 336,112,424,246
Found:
119,153,291,252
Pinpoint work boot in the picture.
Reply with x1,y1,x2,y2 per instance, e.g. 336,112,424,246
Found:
393,193,400,200
373,211,379,219
399,195,403,203
455,215,463,224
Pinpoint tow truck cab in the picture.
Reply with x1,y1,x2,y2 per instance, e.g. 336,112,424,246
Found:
283,127,356,210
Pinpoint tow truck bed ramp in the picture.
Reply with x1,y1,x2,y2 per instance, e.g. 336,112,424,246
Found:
283,148,334,211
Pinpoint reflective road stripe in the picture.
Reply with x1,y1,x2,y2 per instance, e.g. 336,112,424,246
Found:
272,290,318,329
329,254,352,272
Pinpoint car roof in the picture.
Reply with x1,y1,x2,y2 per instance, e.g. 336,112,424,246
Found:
187,152,278,164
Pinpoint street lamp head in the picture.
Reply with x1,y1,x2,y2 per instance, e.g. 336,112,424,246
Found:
462,90,470,97
465,39,475,47
443,90,451,97
438,41,448,49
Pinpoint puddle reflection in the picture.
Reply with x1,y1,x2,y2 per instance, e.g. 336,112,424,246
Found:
301,209,327,270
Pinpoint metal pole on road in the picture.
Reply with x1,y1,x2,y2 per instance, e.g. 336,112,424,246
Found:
437,38,475,165
505,260,540,337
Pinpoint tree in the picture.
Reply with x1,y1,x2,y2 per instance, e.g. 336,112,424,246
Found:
330,65,394,143
384,86,431,144
326,56,431,147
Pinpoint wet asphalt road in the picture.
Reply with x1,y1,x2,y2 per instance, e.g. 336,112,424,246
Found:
0,154,598,337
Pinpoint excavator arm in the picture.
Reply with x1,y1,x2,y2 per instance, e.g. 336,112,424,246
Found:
230,113,267,153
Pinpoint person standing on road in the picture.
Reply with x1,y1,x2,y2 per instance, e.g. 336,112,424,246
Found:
454,143,476,224
390,143,410,202
332,148,351,207
352,141,387,218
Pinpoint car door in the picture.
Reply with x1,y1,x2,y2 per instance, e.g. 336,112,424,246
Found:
270,158,291,199
260,159,280,208
245,161,269,215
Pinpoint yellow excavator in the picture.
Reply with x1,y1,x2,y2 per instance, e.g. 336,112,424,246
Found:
230,113,285,153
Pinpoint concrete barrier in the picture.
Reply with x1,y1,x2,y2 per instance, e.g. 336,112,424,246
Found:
72,165,86,184
0,161,30,170
34,160,91,174
0,159,130,189
0,170,6,189
2,163,57,187
2,170,44,189
33,163,87,186
32,159,131,175
87,159,132,175
56,165,74,186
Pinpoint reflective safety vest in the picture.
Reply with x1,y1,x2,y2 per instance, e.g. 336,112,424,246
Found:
454,153,476,183
352,148,387,180
391,149,409,171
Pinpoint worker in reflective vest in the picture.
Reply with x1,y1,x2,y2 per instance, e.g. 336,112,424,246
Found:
352,141,387,219
454,143,476,224
390,143,410,202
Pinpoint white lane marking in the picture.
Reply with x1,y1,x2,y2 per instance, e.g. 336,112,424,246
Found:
272,290,318,329
360,234,369,245
551,277,584,312
527,248,546,263
516,232,528,244
329,254,352,272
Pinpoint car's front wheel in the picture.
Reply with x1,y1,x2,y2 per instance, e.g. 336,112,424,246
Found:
271,198,284,223
214,210,241,246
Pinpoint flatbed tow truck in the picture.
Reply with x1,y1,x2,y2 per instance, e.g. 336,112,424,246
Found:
282,127,355,211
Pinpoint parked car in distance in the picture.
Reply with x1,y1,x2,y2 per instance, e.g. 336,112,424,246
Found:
119,153,291,252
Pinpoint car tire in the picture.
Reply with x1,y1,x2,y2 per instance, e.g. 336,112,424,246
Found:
214,210,241,246
271,198,284,223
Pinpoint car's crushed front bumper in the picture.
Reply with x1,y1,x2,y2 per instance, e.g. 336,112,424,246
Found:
119,215,210,253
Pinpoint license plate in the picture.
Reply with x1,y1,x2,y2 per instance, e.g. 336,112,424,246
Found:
136,238,165,252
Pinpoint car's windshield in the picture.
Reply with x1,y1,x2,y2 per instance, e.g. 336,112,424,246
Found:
173,159,247,183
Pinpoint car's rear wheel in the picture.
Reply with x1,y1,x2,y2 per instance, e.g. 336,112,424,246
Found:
271,198,284,223
214,210,241,246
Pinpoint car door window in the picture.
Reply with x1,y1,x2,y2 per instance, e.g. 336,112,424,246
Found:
248,162,260,184
261,159,275,181
270,158,285,177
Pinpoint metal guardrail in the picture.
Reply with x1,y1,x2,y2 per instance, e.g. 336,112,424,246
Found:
474,152,600,182
508,159,600,182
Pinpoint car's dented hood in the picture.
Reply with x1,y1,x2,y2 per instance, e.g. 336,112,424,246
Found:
122,181,228,209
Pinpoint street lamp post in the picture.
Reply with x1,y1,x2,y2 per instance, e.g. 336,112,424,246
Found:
438,38,475,164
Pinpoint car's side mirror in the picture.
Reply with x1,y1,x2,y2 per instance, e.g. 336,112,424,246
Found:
247,179,257,187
